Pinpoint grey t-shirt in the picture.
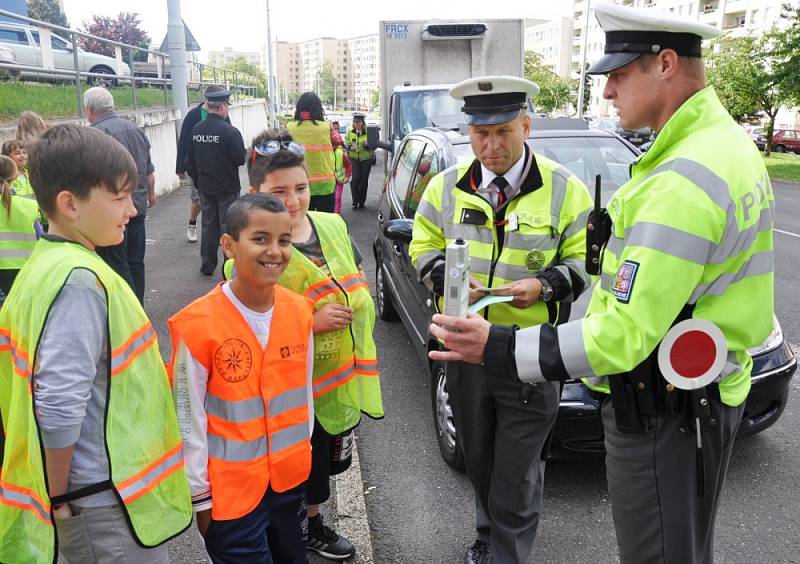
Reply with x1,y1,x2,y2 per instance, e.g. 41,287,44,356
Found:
34,267,115,507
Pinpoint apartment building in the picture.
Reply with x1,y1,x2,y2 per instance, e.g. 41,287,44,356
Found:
525,17,575,78
572,0,790,116
270,33,380,109
208,46,262,69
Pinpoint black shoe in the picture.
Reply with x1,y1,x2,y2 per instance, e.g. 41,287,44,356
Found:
465,540,490,564
200,268,214,276
351,203,358,210
306,514,356,560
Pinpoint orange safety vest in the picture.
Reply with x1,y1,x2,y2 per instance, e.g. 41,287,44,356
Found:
167,284,313,521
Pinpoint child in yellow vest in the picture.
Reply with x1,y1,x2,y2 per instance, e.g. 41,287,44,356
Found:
227,128,384,560
1,140,34,198
0,124,191,564
0,155,41,303
168,193,314,564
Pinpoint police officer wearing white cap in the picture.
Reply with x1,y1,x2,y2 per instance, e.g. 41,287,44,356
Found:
428,5,775,564
409,76,593,564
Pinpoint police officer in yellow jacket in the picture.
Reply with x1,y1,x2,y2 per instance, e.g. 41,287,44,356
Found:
430,6,775,564
409,76,593,564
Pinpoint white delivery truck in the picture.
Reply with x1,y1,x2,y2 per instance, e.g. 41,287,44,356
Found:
376,19,525,156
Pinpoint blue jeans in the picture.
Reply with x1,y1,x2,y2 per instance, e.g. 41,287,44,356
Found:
203,485,307,564
96,214,146,304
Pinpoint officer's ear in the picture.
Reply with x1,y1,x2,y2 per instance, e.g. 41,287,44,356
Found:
248,186,257,193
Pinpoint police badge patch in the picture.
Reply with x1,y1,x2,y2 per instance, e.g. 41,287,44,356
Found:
525,249,545,272
611,260,639,303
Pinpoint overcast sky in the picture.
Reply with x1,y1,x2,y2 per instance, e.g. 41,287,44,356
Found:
62,1,573,57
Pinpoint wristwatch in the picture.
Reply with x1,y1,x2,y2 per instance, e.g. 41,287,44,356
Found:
538,278,554,302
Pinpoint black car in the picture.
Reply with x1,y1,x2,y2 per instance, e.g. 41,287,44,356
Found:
591,117,655,147
373,118,797,469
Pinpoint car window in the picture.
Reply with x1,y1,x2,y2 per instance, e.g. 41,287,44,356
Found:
392,138,425,211
534,136,638,201
0,29,28,45
783,131,796,139
30,31,70,51
405,143,440,217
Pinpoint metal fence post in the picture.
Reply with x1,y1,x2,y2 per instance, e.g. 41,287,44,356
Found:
162,54,168,106
199,63,204,101
129,48,137,110
72,31,83,118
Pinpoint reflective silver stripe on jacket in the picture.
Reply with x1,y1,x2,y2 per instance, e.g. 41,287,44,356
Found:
443,223,493,245
494,261,536,282
313,363,355,395
0,232,37,242
556,320,596,379
469,256,493,277
270,421,311,454
689,250,773,302
110,324,156,373
584,376,608,388
561,209,590,242
269,386,308,416
514,324,544,383
208,434,268,462
0,249,34,259
439,168,460,225
0,484,50,523
549,166,571,227
709,204,773,264
206,394,265,423
503,232,560,252
416,198,442,226
610,222,716,265
117,448,183,501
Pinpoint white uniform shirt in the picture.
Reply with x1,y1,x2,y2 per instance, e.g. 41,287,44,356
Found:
479,150,526,209
172,282,315,512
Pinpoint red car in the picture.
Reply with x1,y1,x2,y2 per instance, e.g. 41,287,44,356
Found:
756,129,800,153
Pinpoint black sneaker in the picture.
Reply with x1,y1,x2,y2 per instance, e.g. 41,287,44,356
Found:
465,539,490,564
306,514,356,560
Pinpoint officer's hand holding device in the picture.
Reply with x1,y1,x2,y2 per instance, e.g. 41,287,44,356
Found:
488,278,545,309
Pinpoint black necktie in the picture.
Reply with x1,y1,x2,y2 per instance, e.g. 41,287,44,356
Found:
492,176,509,206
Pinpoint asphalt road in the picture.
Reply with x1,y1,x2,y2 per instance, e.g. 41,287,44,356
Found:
130,160,798,563
353,162,800,563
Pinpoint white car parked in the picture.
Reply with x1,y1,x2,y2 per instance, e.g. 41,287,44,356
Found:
0,22,131,86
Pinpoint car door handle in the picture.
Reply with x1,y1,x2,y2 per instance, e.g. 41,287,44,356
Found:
392,243,403,256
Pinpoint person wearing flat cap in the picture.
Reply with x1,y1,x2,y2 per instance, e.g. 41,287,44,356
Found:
409,75,593,564
429,5,775,564
187,86,247,276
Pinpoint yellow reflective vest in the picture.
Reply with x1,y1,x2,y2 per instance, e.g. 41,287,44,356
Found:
224,212,383,434
0,238,192,564
287,120,336,197
0,196,38,270
344,129,372,162
410,148,593,328
514,87,774,408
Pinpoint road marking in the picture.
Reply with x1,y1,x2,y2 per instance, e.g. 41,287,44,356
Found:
775,228,800,239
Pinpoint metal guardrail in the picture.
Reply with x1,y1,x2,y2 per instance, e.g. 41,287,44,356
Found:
0,8,263,118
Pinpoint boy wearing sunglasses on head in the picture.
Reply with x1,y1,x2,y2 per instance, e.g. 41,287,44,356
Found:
225,129,384,561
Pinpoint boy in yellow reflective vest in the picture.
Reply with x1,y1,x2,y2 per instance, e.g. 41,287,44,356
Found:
225,128,384,560
0,125,191,564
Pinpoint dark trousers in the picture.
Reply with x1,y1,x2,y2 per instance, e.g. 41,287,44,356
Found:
96,214,146,304
447,362,560,564
199,191,239,274
309,192,336,213
203,485,307,564
602,394,743,564
350,159,372,206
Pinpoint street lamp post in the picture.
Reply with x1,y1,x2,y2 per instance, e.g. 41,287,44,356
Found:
265,0,276,127
576,0,592,118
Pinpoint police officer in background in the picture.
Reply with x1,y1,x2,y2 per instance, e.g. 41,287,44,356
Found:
187,89,247,276
430,5,775,564
409,76,593,564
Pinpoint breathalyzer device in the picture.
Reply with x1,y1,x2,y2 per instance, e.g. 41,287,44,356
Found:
444,238,470,318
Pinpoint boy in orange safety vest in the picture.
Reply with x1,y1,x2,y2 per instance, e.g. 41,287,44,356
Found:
167,193,315,564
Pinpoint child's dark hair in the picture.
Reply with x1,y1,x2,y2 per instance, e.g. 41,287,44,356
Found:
225,192,288,240
293,92,325,123
28,124,137,217
0,155,17,217
1,140,24,157
247,128,307,189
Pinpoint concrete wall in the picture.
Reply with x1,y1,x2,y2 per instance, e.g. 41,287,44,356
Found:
0,99,268,196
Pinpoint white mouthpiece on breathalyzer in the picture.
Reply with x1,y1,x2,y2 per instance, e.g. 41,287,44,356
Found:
444,238,470,318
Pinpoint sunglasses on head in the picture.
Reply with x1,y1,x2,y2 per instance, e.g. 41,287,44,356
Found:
250,140,305,164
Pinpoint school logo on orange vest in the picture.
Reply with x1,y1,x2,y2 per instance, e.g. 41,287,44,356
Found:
215,338,252,382
280,342,308,359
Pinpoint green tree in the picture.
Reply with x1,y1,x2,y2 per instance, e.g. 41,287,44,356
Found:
27,0,68,27
705,35,792,155
581,62,592,115
765,3,800,106
221,56,267,98
79,13,150,62
371,89,380,109
524,51,577,114
316,61,335,106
